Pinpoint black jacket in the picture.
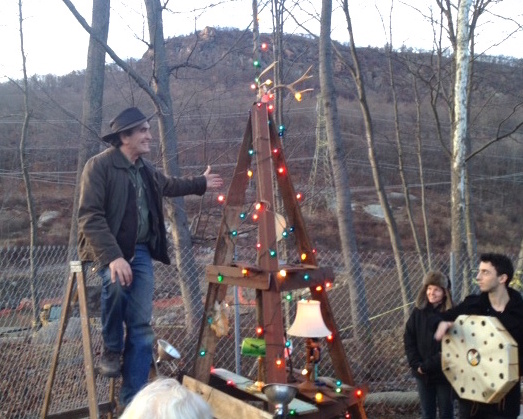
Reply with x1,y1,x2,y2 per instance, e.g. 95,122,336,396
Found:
78,147,207,268
404,303,449,384
440,288,523,417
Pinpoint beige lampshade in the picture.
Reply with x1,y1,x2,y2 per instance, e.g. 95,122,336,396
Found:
287,300,331,338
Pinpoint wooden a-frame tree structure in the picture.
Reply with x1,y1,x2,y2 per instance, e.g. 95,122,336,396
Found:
191,103,367,419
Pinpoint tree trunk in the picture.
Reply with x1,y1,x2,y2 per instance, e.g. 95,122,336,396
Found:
320,0,369,341
341,0,412,319
450,0,472,299
16,0,40,330
386,40,426,275
412,74,433,269
144,0,202,334
67,0,110,261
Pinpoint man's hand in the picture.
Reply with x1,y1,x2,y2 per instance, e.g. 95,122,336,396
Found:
434,321,453,341
203,165,223,190
109,257,133,286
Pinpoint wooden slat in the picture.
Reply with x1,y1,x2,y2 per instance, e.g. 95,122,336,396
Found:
252,104,287,384
272,266,334,292
205,265,270,289
268,114,317,266
183,375,273,419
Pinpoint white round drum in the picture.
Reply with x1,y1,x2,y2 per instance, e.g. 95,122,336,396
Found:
441,315,519,403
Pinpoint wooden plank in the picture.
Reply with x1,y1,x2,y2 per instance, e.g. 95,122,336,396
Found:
183,375,273,419
205,265,270,289
268,114,317,266
211,369,318,415
252,104,279,272
311,288,368,419
193,282,229,382
76,266,99,418
41,265,77,418
261,286,287,384
273,266,334,292
45,402,114,419
252,104,287,385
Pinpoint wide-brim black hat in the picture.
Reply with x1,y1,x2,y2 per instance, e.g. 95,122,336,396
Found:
102,107,154,143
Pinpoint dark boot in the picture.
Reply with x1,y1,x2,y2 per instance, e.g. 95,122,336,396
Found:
99,350,121,378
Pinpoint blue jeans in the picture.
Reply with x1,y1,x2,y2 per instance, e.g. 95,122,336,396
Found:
416,377,454,419
99,244,155,406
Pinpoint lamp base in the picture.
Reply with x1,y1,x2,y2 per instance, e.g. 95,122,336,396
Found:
246,381,265,393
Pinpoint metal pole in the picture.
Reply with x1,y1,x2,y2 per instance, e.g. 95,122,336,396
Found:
234,286,241,374
450,252,457,301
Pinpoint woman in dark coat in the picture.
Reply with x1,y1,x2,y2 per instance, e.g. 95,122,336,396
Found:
404,271,454,419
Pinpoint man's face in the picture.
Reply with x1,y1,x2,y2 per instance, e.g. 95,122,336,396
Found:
120,121,152,161
476,261,505,293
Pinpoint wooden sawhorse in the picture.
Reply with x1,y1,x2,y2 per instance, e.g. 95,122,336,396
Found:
41,261,116,419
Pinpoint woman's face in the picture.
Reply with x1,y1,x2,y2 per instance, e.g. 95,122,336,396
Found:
426,285,445,305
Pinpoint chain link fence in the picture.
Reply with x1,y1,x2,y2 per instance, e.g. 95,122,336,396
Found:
0,245,520,418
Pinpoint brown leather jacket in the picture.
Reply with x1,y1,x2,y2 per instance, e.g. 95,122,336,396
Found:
77,147,206,269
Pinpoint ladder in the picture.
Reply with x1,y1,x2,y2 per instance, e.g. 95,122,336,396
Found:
41,261,116,419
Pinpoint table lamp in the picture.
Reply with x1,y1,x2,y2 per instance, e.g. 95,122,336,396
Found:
241,337,266,392
287,300,331,391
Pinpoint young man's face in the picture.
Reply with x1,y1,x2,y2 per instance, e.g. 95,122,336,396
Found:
120,121,152,161
476,261,506,293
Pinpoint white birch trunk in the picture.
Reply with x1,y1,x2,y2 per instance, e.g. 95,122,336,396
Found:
450,0,472,298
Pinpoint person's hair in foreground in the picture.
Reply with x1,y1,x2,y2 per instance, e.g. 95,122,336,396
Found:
119,378,213,419
480,252,514,285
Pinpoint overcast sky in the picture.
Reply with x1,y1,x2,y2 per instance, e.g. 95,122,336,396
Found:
1,0,522,82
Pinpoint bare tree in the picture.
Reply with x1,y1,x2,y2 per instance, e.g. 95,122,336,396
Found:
340,0,412,319
411,74,434,268
430,0,523,295
15,0,40,329
271,0,285,122
67,0,110,260
319,0,369,340
449,0,472,295
384,2,427,275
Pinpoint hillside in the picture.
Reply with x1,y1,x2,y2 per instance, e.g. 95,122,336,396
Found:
0,28,522,254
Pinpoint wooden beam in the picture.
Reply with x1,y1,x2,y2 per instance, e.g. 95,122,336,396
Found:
252,104,286,384
268,114,317,266
183,375,273,419
273,266,334,292
206,265,270,289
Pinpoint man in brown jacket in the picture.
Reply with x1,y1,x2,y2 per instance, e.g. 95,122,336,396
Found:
78,107,222,408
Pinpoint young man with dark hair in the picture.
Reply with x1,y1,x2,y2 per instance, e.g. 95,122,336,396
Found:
434,253,523,419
